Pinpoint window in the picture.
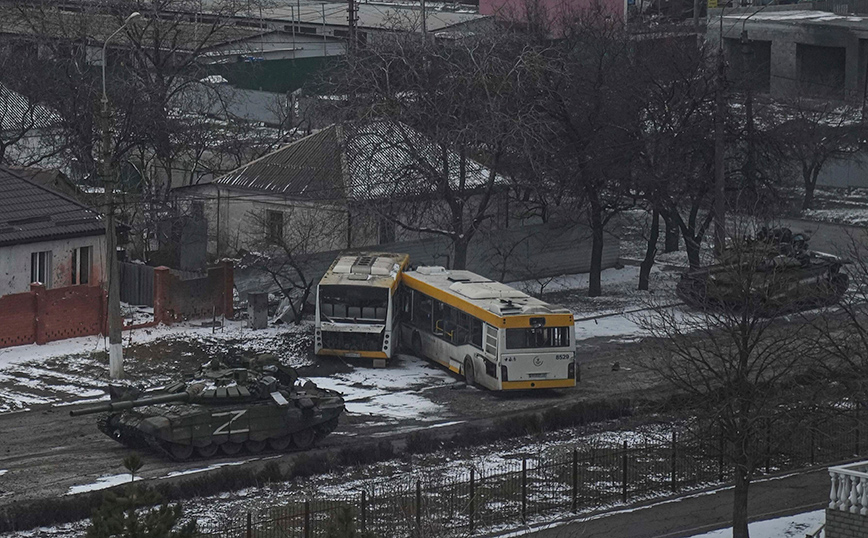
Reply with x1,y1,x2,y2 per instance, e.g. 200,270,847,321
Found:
71,246,92,285
30,251,52,287
266,210,284,243
485,324,498,356
505,326,571,349
412,291,433,330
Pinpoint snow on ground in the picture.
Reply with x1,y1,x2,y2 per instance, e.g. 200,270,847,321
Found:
803,208,868,226
686,510,824,538
309,353,460,421
0,320,312,414
66,474,141,496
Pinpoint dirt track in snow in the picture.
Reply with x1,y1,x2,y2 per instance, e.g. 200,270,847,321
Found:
0,333,659,506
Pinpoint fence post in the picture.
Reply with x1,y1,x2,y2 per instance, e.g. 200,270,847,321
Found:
469,468,475,532
416,480,422,537
521,458,527,523
571,448,578,513
361,490,367,533
621,441,628,504
246,512,252,538
671,431,677,492
304,500,310,538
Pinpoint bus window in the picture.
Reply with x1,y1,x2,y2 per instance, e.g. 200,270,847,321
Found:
455,311,470,345
441,304,457,341
485,325,498,356
505,327,571,349
433,301,445,335
470,317,483,348
414,293,433,330
320,285,388,322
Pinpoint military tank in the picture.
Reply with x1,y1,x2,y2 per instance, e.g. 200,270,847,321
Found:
70,359,345,461
676,227,849,316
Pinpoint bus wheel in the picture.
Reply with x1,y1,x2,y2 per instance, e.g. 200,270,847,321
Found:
464,358,476,387
412,332,423,358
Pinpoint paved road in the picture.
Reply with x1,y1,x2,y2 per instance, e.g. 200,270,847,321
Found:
512,468,829,538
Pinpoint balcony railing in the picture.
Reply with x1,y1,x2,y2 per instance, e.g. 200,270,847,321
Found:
829,461,868,514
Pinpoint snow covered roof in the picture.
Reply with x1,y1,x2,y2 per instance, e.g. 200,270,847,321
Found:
722,9,868,29
404,267,573,323
211,120,496,201
0,83,61,133
0,167,104,247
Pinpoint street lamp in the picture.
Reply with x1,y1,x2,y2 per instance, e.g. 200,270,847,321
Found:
101,11,140,380
102,12,140,102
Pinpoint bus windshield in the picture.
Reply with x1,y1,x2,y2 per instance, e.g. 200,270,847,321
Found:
505,326,571,349
320,285,389,323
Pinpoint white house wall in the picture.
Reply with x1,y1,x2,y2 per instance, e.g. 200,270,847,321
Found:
0,235,106,296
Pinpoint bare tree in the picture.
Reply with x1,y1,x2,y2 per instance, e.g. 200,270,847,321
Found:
325,28,539,269
536,7,640,296
773,98,865,211
243,203,346,324
637,231,826,538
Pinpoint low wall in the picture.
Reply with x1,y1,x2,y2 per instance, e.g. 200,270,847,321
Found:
153,261,234,324
0,283,106,348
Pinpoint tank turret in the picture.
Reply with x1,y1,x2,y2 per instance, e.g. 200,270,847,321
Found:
69,361,345,460
676,227,849,316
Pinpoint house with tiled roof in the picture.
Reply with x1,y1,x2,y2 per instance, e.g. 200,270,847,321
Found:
173,121,507,259
0,166,105,296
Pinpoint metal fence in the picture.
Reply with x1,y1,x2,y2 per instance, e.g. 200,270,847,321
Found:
194,411,864,538
119,262,154,307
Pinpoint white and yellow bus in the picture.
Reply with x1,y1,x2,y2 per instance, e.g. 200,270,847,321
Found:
399,266,576,390
315,252,409,366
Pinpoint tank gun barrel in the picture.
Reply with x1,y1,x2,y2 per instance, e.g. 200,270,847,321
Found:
69,391,190,416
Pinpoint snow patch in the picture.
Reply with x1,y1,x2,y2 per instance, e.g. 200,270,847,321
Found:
685,510,824,538
66,473,140,495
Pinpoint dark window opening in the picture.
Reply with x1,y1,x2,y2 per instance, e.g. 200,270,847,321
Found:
266,210,284,243
320,285,389,323
505,326,571,349
797,44,846,100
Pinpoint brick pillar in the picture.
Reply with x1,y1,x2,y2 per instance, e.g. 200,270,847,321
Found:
31,283,46,345
153,266,171,325
222,259,234,320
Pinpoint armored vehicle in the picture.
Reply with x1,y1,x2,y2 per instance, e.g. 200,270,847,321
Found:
676,227,849,316
70,359,345,460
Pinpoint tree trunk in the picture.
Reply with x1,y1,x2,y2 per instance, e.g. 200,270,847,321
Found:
452,235,469,270
663,213,680,253
732,465,751,538
802,166,819,211
639,209,659,291
588,202,604,298
685,235,702,268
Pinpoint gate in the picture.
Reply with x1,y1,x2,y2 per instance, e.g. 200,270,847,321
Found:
119,262,154,307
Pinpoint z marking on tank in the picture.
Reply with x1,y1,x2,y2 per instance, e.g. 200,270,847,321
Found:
212,409,249,435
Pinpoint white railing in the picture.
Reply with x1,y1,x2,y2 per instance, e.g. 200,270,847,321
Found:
829,461,868,514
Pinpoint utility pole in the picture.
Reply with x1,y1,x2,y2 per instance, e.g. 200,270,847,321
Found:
102,12,140,380
101,97,123,380
741,31,755,195
421,0,427,36
347,0,358,52
713,44,727,257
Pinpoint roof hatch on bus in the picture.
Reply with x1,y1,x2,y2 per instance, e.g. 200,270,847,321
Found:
449,281,526,300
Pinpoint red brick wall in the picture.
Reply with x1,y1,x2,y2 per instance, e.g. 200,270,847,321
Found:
41,286,106,343
0,283,106,348
0,291,37,347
